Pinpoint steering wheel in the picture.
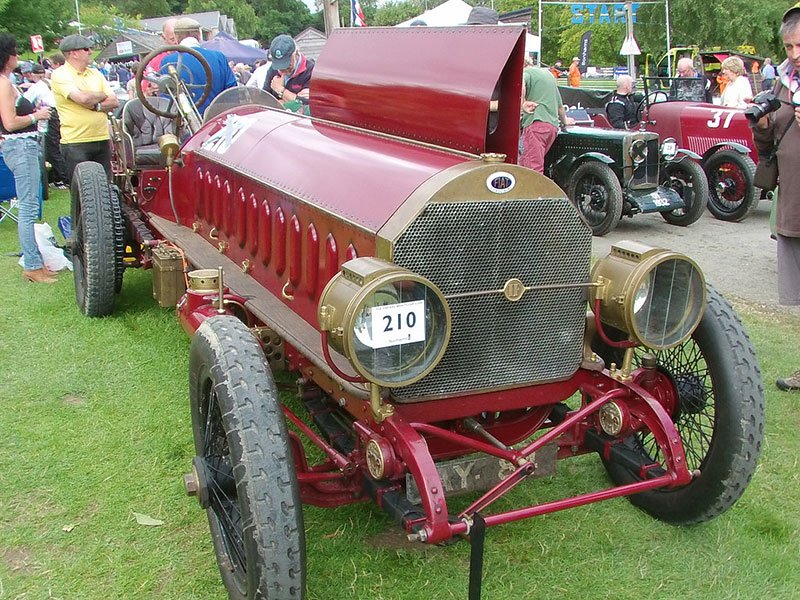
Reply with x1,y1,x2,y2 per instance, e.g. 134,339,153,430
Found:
135,45,213,118
636,90,670,122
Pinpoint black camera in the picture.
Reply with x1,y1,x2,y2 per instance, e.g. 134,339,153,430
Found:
744,90,782,123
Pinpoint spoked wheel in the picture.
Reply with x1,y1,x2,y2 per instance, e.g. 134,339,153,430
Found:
567,161,623,236
660,158,708,226
189,316,305,600
71,161,122,317
594,285,764,524
704,150,758,222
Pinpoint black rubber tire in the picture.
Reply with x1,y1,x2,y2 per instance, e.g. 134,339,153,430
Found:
567,161,623,236
704,150,758,222
71,161,120,317
596,285,764,525
660,158,709,226
189,316,306,600
110,186,125,294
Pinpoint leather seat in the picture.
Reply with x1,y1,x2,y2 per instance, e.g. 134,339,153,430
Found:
122,98,175,168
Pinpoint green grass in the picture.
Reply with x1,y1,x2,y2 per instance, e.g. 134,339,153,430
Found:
1,190,799,599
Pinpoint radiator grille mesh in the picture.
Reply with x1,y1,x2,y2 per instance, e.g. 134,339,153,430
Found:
392,198,592,401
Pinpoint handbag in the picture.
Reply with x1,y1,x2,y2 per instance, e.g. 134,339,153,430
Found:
753,153,778,190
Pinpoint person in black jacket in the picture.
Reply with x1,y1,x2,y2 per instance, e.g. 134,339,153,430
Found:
605,75,638,129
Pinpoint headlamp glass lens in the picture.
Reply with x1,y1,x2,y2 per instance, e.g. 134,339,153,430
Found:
351,279,449,386
632,258,705,348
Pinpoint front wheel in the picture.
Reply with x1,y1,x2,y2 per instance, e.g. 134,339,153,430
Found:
660,158,708,226
567,161,623,236
71,161,122,317
189,316,306,600
704,150,758,222
595,285,764,524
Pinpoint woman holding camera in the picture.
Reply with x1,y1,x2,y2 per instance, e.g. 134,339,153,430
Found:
751,4,800,390
0,33,54,284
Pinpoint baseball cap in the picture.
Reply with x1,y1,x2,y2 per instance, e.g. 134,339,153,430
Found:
59,34,94,53
784,2,800,23
19,61,33,74
269,35,296,71
30,64,45,74
466,6,499,25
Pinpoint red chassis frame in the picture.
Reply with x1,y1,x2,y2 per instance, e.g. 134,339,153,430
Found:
176,287,690,546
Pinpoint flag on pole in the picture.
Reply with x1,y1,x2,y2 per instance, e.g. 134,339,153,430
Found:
351,0,366,27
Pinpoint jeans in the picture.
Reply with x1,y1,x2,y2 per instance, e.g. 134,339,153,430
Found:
3,136,43,270
61,139,112,183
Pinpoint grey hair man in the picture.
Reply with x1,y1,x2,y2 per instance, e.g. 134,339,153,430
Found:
162,17,178,45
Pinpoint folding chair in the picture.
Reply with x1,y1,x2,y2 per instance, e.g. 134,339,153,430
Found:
0,148,45,225
0,149,19,224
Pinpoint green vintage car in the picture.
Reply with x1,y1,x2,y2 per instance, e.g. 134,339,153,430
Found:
544,126,709,236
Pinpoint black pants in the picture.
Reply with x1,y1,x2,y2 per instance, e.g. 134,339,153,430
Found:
45,111,69,184
61,140,112,183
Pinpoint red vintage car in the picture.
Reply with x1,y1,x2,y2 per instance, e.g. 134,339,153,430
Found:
637,79,765,222
71,28,764,599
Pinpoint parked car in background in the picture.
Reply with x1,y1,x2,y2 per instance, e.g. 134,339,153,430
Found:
637,78,763,222
545,125,708,236
560,82,764,223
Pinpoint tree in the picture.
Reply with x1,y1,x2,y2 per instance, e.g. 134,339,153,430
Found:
111,0,171,19
245,0,316,42
371,0,421,26
186,0,260,39
0,0,71,46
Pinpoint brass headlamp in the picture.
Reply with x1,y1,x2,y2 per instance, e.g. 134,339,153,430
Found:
318,257,451,387
591,241,706,349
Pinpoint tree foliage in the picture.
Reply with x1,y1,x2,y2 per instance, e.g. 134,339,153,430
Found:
186,0,260,39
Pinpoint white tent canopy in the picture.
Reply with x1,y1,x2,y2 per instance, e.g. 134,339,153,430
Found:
396,0,472,27
396,0,540,54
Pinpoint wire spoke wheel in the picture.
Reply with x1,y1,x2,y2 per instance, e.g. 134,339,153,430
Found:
631,340,714,474
660,159,708,226
189,316,305,600
568,161,623,236
704,150,757,222
593,285,764,524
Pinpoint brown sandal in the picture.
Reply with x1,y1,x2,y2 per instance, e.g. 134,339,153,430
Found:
22,268,57,284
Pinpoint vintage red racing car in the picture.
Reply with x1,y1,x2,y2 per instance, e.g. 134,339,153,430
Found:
71,27,765,599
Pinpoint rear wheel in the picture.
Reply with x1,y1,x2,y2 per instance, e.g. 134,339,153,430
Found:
660,159,708,226
594,285,764,524
704,150,758,222
189,316,305,600
71,161,121,317
567,161,623,236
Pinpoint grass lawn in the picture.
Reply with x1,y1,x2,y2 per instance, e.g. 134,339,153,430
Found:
1,190,799,600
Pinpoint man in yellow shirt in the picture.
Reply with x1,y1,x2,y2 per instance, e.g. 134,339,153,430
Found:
51,34,118,182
